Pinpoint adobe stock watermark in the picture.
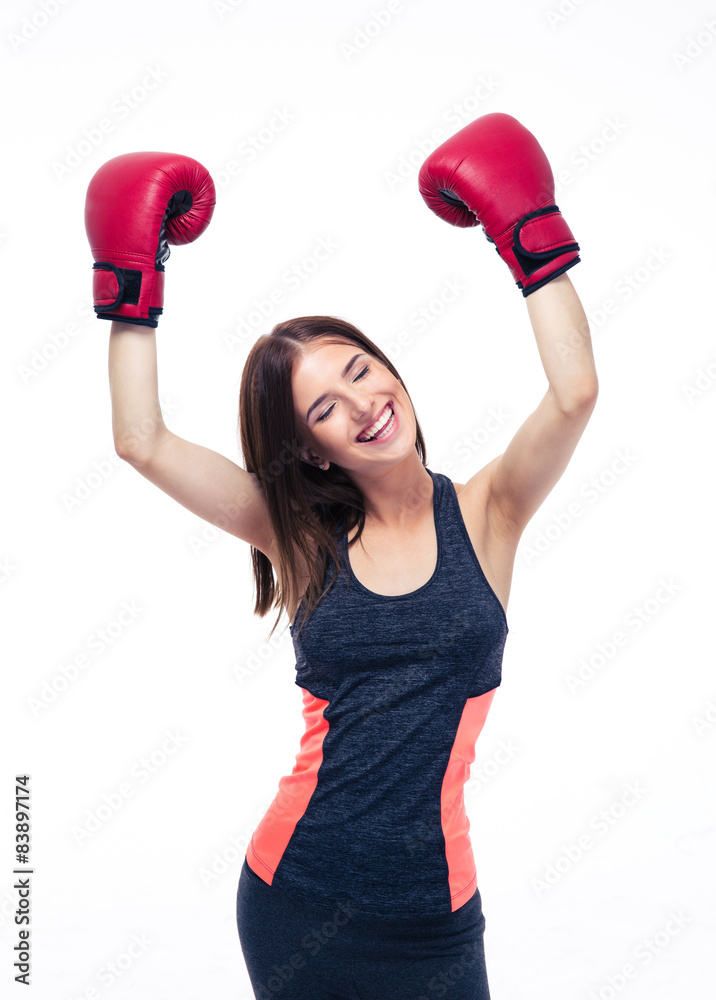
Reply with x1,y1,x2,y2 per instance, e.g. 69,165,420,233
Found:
187,496,253,555
231,626,293,686
681,348,716,404
7,0,72,52
187,439,306,555
383,277,468,363
672,15,716,72
464,738,521,798
384,75,500,192
250,897,360,999
690,694,716,738
72,730,189,845
199,790,300,888
26,601,145,716
220,235,340,355
544,0,591,30
419,939,490,1000
212,0,246,19
63,400,179,514
585,245,671,334
340,1,404,62
531,780,647,896
521,448,637,566
551,116,629,200
200,828,253,888
564,576,683,695
113,398,180,459
67,932,152,999
587,909,692,1000
213,107,297,191
17,297,95,386
403,736,515,857
0,557,18,587
52,67,169,181
62,453,124,514
439,405,511,481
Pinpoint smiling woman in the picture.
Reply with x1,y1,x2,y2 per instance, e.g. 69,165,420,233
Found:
237,314,430,639
232,304,522,1000
230,112,599,1000
102,112,598,1000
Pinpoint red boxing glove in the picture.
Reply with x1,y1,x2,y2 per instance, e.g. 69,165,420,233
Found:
84,151,216,327
418,113,580,296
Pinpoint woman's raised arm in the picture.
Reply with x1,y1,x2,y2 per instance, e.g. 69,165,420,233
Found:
110,320,275,558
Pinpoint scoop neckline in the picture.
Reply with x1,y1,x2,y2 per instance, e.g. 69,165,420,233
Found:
340,467,442,601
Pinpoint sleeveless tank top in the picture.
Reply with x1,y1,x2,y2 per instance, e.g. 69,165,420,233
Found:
245,467,509,918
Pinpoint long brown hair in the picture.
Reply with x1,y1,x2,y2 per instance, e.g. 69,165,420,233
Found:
238,316,428,641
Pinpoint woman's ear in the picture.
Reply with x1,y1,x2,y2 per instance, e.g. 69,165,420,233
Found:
298,444,324,469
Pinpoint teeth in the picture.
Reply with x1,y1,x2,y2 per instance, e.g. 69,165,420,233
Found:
358,403,394,441
359,404,393,442
372,409,395,439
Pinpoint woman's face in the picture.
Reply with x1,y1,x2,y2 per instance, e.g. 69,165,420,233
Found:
292,340,413,471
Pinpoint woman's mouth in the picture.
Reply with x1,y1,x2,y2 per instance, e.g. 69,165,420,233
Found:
356,403,397,443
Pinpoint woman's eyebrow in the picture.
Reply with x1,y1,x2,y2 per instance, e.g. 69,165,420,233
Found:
305,353,365,422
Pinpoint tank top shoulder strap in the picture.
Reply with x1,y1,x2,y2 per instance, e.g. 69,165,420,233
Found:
430,467,458,523
426,466,449,534
429,466,471,560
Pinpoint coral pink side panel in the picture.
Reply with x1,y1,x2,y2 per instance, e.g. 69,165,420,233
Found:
441,687,498,911
246,687,329,884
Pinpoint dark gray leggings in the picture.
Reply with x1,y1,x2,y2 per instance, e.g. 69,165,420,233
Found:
236,858,492,1000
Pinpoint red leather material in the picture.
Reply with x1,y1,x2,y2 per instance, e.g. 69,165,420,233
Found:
92,265,122,310
418,113,580,295
84,152,215,326
514,209,578,258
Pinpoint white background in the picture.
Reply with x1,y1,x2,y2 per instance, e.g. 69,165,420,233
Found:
2,0,715,997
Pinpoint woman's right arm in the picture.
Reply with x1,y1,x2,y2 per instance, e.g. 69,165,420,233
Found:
109,320,275,558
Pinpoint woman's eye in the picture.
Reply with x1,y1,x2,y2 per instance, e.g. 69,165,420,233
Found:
316,365,371,423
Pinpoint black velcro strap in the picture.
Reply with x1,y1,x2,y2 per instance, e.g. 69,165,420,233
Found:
512,205,579,276
94,307,162,328
92,263,143,310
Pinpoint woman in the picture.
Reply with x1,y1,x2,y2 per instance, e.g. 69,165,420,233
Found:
95,116,598,1000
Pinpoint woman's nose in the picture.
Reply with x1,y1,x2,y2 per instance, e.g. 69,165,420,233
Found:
349,390,373,416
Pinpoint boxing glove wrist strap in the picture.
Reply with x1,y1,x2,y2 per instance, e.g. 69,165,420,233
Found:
91,260,165,328
490,205,580,296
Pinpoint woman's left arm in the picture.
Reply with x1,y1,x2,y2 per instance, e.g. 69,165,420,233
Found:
473,272,599,541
